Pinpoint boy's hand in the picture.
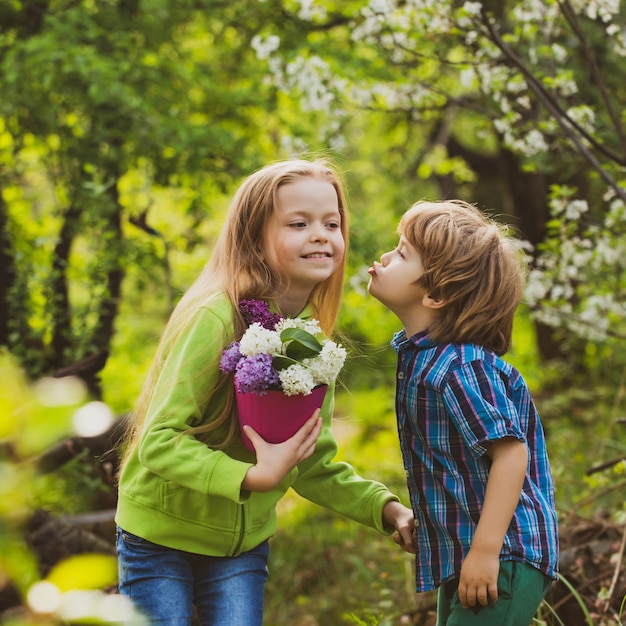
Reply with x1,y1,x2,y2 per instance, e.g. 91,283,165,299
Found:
242,410,322,492
382,500,416,554
457,549,500,608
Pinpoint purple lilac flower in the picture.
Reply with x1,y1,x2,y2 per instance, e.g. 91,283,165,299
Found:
234,353,280,395
239,299,283,330
219,342,242,373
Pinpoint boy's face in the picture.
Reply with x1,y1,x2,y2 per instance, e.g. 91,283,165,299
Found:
367,235,429,312
367,237,438,337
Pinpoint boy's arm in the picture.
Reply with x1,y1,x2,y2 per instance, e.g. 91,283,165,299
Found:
458,437,528,609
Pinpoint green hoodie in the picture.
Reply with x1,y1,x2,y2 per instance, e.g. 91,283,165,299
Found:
115,293,398,556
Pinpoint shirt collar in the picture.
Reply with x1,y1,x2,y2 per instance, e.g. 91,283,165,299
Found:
268,300,312,320
391,328,436,352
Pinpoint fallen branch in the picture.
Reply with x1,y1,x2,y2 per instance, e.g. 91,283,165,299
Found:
602,521,626,615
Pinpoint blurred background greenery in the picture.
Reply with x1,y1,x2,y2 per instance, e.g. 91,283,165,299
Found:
1,1,625,624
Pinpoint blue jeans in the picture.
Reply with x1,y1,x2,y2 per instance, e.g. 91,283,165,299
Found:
116,527,269,626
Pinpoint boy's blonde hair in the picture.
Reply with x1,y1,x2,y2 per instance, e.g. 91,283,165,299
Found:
399,200,524,355
121,158,349,459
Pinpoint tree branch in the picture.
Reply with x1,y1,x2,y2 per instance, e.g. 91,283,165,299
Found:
558,0,626,154
480,8,626,207
50,204,81,370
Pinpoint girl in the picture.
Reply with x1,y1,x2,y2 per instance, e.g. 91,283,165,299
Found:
115,158,415,625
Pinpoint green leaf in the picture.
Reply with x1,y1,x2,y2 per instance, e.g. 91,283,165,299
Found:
272,355,300,370
280,327,321,347
280,328,322,360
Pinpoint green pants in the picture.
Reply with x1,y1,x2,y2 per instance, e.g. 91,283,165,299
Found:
436,560,552,626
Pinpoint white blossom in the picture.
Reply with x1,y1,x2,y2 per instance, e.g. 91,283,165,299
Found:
305,342,348,385
462,2,482,16
566,105,596,133
552,73,578,97
551,43,568,64
279,364,317,396
521,129,549,155
277,317,321,336
524,269,549,306
227,315,347,396
564,199,589,221
239,323,283,356
251,34,280,60
369,0,395,15
570,0,620,22
295,0,327,21
459,67,476,88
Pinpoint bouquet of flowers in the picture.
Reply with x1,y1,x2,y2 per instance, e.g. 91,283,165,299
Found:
220,299,347,397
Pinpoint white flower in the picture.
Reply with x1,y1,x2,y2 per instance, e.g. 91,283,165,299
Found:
251,34,280,60
306,342,348,384
224,306,347,396
239,323,283,356
564,199,588,221
279,364,317,396
277,317,321,336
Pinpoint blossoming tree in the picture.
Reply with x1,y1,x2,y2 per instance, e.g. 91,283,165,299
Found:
252,0,626,358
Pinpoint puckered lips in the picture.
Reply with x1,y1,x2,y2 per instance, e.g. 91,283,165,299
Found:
368,261,380,275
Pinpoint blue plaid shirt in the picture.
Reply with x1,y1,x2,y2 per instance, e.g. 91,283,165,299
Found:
392,330,559,591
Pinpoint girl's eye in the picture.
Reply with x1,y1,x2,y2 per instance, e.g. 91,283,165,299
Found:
396,249,405,259
290,222,307,228
326,222,340,229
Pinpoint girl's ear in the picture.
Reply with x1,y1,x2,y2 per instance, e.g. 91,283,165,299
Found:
422,293,446,309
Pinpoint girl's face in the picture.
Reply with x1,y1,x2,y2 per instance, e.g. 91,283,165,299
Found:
263,178,345,304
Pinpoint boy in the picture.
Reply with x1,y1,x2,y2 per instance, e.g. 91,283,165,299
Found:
368,200,558,625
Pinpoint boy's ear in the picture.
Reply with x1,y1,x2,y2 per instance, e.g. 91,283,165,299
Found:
422,293,446,309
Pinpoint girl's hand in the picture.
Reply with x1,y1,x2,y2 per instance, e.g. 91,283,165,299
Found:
242,410,322,492
383,500,416,554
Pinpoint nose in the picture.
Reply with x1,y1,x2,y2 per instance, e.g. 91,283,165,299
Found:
380,250,393,266
310,225,328,242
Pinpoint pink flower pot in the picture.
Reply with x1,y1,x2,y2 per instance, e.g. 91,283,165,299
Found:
236,385,329,452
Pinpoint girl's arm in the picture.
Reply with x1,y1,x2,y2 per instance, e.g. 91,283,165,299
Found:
241,411,323,492
384,500,416,554
457,437,528,609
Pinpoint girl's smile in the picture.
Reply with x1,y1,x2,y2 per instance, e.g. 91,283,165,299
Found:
263,178,345,314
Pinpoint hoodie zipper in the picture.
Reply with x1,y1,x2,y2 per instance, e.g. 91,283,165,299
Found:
233,503,246,555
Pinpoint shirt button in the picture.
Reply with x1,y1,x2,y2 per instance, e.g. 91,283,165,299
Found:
397,372,405,380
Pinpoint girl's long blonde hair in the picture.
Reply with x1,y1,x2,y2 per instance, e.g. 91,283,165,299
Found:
119,158,350,464
399,200,525,355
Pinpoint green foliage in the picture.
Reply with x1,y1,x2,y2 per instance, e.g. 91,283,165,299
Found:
265,496,417,626
0,0,285,381
2,1,626,623
265,386,412,624
31,449,110,516
0,353,144,624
